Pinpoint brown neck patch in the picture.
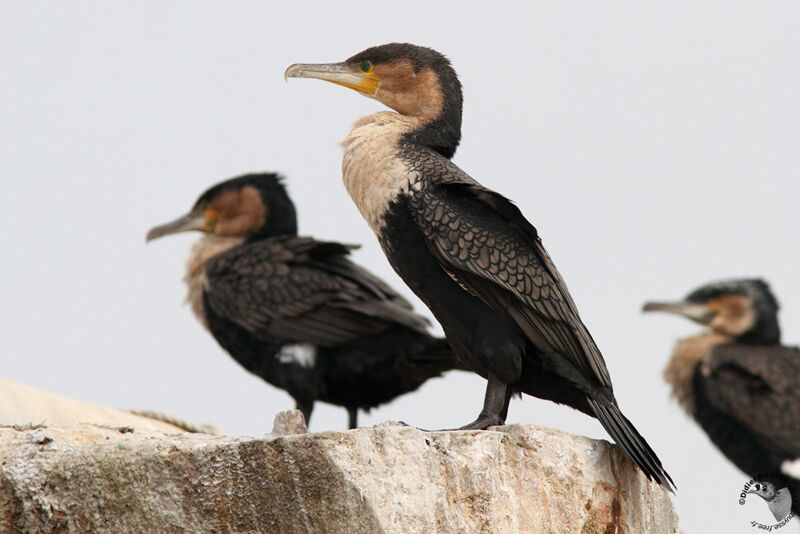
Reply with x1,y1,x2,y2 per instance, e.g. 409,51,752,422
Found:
209,185,267,237
708,294,756,337
373,61,444,125
664,331,731,414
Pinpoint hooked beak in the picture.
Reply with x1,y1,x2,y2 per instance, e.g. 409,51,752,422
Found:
642,300,715,325
146,211,214,242
285,62,380,95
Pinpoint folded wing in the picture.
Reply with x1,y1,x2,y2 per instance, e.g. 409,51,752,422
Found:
204,236,430,347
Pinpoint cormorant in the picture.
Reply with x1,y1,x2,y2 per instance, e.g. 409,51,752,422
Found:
747,480,793,522
146,172,460,429
644,278,800,508
285,43,674,489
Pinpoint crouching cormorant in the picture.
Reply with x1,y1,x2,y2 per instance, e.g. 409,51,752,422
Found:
286,43,674,489
644,278,800,509
147,173,460,429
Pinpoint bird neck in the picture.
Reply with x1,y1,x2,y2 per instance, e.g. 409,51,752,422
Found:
340,112,422,234
183,235,244,327
663,331,731,414
737,317,781,346
401,66,463,159
400,104,462,159
256,186,298,240
246,225,297,243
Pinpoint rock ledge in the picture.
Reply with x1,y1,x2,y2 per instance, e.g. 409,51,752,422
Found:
0,411,678,533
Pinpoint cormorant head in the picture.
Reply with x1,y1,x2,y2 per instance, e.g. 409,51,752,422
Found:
643,278,781,345
146,173,297,243
285,43,463,158
747,481,779,501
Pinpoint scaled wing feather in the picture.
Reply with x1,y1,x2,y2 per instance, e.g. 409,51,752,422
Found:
204,236,429,347
404,154,612,388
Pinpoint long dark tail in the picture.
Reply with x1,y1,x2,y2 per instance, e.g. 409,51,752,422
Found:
587,397,675,492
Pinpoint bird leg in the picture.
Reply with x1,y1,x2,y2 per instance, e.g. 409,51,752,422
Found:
414,375,511,432
456,373,510,430
347,407,359,429
499,385,514,423
295,399,313,427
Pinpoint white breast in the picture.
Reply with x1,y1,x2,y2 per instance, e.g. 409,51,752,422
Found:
340,112,419,234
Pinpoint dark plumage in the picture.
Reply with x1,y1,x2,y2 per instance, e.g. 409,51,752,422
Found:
286,43,673,490
147,173,460,429
644,278,800,508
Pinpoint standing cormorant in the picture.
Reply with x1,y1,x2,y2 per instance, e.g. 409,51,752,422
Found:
285,43,674,489
147,173,460,429
644,278,800,508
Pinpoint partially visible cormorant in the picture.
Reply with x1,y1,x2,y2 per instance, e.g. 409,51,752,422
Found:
644,278,800,506
147,173,460,429
286,43,673,490
747,480,793,522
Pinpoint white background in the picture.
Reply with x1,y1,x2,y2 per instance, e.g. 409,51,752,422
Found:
2,2,798,532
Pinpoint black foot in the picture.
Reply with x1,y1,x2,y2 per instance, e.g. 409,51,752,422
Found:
428,373,511,431
420,413,505,432
457,414,505,430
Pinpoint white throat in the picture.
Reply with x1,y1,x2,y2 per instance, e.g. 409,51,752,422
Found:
183,235,244,328
340,111,421,233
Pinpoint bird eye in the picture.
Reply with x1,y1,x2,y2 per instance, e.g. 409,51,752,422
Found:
360,60,372,73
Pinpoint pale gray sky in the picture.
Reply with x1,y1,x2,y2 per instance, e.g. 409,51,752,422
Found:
2,2,798,532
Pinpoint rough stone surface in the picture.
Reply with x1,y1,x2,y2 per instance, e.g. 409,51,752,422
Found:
0,411,679,533
272,409,308,436
0,377,199,433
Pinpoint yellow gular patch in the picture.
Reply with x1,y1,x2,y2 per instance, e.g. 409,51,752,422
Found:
355,71,380,95
327,71,379,95
203,209,219,233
